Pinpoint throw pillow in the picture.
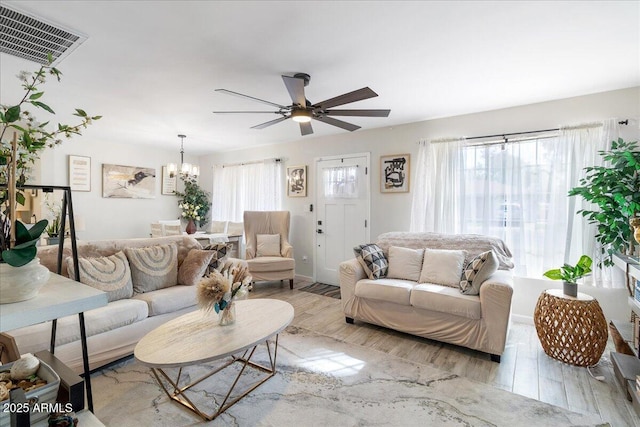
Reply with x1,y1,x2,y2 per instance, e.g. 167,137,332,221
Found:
353,243,388,280
124,243,178,293
202,243,229,270
459,250,499,295
256,234,281,257
387,246,424,282
419,248,467,287
65,251,133,302
178,249,215,286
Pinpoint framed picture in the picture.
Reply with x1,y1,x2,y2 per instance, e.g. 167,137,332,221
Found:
287,165,307,197
68,155,91,192
380,154,410,193
102,163,156,199
161,166,177,195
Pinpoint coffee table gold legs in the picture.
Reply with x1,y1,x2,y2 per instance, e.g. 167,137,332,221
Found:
151,335,280,421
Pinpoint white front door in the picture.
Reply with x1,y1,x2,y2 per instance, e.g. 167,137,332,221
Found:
315,153,370,285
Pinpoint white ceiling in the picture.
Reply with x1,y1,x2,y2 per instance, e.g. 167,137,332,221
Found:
1,1,638,155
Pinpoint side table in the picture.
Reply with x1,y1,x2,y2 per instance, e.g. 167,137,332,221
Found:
1,273,108,412
534,288,608,366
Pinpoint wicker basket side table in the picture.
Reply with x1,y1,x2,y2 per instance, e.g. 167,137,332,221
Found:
533,288,608,367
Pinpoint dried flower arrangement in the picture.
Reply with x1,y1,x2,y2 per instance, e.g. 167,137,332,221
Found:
197,263,252,314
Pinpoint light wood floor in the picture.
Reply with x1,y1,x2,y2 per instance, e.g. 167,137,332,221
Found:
250,278,640,427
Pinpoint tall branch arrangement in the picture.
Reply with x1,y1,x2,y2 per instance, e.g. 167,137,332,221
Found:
0,54,101,265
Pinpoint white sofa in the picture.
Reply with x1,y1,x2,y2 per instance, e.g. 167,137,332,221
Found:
8,235,239,373
339,232,514,362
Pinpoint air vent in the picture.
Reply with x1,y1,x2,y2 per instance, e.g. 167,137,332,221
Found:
0,4,87,66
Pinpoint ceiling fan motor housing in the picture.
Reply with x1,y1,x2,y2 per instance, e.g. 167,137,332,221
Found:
293,73,311,87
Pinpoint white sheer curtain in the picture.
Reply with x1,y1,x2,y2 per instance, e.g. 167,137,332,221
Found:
410,138,463,234
211,159,283,222
557,119,618,286
410,119,620,283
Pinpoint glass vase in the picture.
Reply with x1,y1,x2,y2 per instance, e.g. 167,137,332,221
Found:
219,301,236,326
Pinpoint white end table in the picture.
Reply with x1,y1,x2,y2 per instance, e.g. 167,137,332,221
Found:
1,273,108,412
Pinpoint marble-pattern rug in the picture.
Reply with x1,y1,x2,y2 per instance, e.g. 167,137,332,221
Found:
91,326,608,426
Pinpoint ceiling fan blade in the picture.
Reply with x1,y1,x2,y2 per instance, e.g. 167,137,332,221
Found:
282,75,306,107
299,121,313,136
314,116,361,132
324,109,390,117
215,88,287,109
313,87,378,109
213,111,282,114
251,116,290,129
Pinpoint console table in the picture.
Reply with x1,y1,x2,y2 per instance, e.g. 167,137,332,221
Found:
1,273,108,412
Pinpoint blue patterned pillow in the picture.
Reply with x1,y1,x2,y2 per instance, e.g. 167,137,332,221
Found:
354,244,388,279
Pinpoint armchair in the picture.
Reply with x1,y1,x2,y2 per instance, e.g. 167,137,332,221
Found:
244,211,295,289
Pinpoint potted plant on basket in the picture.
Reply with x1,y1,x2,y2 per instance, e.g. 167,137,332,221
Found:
543,255,593,297
0,54,100,303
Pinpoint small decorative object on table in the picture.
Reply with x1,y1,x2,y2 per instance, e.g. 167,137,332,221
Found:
197,264,252,326
542,255,592,297
48,412,78,427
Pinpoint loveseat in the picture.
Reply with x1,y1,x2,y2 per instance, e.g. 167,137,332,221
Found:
7,235,239,373
339,232,514,362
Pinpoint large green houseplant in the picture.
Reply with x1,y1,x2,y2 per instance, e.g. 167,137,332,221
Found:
1,55,100,271
568,138,640,273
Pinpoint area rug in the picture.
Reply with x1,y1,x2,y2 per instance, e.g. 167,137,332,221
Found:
298,282,341,299
91,326,607,427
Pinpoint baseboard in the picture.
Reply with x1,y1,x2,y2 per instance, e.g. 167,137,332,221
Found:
295,274,313,282
511,314,533,325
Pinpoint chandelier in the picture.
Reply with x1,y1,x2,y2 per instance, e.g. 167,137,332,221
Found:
167,134,199,179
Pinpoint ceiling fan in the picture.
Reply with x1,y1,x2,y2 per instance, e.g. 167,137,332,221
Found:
213,73,390,136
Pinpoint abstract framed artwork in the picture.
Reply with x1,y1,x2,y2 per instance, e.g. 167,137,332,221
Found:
287,165,307,197
102,163,156,198
380,154,410,193
68,155,91,192
161,166,177,195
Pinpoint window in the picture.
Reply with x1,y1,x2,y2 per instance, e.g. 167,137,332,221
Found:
211,160,283,222
459,138,559,276
323,166,358,198
411,119,619,282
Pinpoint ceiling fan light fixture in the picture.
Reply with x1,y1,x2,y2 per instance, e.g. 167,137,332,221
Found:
291,110,312,123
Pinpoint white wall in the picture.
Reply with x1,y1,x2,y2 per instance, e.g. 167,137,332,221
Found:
38,137,198,241
199,87,640,281
36,86,640,321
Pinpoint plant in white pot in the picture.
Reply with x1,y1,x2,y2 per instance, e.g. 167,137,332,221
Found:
0,54,100,303
543,255,593,297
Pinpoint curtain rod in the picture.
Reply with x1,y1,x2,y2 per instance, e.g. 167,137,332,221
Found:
464,119,628,142
218,158,281,168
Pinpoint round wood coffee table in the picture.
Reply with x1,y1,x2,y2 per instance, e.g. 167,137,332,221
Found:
134,298,294,421
533,289,608,367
